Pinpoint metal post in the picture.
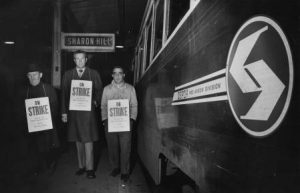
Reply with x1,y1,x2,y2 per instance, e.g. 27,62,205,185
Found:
52,0,62,88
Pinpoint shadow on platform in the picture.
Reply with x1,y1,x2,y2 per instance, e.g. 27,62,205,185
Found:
0,142,150,193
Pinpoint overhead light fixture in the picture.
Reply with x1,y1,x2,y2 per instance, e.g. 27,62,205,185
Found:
4,41,15,45
116,45,124,49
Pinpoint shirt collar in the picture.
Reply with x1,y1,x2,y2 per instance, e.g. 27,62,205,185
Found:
111,80,126,88
76,67,86,72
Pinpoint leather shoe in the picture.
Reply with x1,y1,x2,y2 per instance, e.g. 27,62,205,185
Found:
75,168,86,175
86,170,96,179
110,168,120,177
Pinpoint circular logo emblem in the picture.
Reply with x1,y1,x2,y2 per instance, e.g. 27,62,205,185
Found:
226,16,293,137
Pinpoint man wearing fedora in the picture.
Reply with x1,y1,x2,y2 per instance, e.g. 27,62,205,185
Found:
25,62,60,175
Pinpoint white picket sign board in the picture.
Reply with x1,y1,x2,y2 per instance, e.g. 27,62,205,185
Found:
108,99,130,132
69,80,92,111
25,97,53,133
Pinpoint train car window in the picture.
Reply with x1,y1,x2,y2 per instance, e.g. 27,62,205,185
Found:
134,54,138,83
145,17,153,70
138,36,145,78
167,0,190,38
153,0,164,57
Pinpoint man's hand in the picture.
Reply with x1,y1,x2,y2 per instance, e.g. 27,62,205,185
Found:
62,114,68,123
93,100,98,107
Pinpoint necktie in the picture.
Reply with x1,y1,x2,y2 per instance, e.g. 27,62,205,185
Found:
78,69,83,77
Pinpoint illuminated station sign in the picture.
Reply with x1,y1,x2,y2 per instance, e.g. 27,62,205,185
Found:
61,33,115,52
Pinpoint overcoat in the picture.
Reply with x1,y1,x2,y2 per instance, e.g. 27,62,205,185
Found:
26,82,60,152
61,67,102,142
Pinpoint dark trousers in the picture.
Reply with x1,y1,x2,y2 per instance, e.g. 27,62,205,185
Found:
105,124,132,175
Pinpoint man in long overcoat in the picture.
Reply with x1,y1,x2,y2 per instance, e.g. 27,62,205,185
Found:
25,62,60,174
61,50,102,179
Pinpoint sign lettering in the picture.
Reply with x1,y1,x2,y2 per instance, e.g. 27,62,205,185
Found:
25,97,53,133
108,99,130,132
62,33,115,52
69,80,93,111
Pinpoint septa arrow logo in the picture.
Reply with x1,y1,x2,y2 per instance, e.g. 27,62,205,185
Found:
226,16,294,137
229,26,285,121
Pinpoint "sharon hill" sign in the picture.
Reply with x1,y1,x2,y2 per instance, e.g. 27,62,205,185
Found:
61,33,115,52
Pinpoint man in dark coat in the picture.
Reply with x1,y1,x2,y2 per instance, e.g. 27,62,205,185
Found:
61,50,102,179
25,62,60,174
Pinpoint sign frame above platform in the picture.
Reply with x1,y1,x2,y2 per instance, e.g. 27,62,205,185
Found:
61,33,115,52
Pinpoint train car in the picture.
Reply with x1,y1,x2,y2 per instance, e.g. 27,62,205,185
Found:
132,0,300,192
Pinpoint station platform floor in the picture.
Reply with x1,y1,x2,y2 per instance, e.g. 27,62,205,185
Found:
1,145,151,193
